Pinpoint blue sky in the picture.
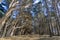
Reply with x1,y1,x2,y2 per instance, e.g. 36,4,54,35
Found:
33,0,41,4
1,0,60,18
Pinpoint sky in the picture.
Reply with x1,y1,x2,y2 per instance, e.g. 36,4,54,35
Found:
0,0,60,18
33,0,41,4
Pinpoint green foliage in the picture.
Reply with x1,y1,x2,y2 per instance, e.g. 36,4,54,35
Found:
0,10,4,18
6,0,12,3
51,12,56,17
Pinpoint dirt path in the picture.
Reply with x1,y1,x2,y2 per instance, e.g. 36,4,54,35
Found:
0,35,60,40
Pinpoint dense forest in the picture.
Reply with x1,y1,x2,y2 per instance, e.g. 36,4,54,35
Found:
0,0,60,37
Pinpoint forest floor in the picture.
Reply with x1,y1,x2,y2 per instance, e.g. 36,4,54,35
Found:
0,35,60,40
